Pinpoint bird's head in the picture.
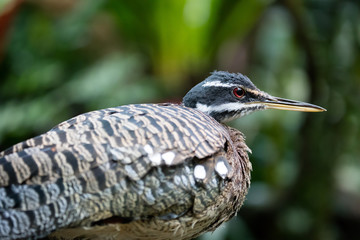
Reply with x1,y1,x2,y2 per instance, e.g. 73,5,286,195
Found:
183,71,326,122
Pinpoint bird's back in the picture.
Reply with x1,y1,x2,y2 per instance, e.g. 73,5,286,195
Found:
0,103,251,240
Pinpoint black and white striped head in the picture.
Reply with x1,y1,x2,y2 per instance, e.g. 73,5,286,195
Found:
183,71,325,123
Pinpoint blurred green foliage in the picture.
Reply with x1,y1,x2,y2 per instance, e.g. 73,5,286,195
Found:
0,0,360,239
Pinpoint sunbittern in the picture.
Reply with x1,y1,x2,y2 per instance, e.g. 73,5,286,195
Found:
0,71,325,239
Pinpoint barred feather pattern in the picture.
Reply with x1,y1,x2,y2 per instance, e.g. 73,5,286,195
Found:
0,103,251,240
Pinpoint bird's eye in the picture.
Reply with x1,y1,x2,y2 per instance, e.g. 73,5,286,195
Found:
233,87,245,98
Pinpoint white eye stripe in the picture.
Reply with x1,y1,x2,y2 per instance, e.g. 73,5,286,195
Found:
202,81,264,96
202,81,235,88
196,102,264,114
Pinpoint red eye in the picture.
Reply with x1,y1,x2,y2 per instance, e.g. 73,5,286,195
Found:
233,87,245,98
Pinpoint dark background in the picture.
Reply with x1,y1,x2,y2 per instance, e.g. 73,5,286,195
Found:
0,0,359,239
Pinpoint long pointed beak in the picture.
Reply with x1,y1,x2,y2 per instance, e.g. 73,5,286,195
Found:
262,96,326,112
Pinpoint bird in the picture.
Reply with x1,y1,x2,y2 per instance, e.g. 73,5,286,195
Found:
0,71,325,240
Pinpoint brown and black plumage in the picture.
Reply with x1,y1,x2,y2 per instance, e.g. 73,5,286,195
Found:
0,71,325,240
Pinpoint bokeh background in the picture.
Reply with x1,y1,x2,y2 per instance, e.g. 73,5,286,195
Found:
0,0,359,239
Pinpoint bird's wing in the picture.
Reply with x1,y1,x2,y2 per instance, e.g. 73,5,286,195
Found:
0,103,230,239
0,104,227,185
